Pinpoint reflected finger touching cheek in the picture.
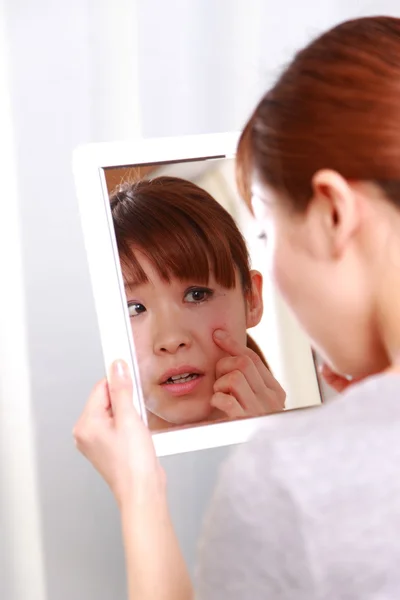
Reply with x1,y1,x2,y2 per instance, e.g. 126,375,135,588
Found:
213,328,285,395
213,370,263,417
210,391,246,420
214,341,286,414
216,355,266,397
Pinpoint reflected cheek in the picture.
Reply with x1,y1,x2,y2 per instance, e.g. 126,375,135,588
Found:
206,319,231,355
202,310,238,350
201,299,234,332
207,311,247,348
129,325,152,378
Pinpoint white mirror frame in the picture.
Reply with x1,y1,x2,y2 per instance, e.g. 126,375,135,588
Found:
73,132,322,457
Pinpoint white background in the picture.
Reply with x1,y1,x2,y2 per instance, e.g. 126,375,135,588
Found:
1,1,399,599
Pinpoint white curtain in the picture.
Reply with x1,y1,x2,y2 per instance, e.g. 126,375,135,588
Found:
0,2,46,598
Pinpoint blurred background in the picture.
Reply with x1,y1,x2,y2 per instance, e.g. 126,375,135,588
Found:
1,1,399,599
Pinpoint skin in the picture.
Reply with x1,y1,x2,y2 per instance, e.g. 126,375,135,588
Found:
251,170,400,378
124,252,284,430
318,363,362,393
73,169,400,600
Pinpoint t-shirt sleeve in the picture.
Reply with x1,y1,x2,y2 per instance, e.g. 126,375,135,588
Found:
194,434,317,600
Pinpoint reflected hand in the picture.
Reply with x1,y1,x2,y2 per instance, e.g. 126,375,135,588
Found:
319,362,362,393
73,360,164,508
211,329,286,419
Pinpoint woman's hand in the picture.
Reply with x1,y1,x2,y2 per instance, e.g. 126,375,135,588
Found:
73,360,164,508
74,360,192,600
211,329,286,419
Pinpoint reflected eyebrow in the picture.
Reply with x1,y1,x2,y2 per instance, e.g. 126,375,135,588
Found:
124,279,156,295
124,282,145,295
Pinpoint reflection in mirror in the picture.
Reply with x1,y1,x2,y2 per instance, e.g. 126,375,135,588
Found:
103,158,325,433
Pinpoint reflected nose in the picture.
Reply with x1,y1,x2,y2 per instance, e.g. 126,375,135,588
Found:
153,325,192,356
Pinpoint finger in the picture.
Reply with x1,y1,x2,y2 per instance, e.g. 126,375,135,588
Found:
83,378,110,417
213,329,282,392
214,370,261,415
215,355,266,397
211,391,246,420
213,328,247,356
73,379,110,449
108,360,138,426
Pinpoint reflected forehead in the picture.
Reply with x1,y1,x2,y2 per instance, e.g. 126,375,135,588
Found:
124,278,153,292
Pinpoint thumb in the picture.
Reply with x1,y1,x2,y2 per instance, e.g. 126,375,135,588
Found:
108,360,136,425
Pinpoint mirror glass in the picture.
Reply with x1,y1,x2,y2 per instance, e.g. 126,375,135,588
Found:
103,157,327,433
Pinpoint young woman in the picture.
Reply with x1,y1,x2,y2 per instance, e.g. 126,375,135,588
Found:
74,15,400,600
110,176,285,430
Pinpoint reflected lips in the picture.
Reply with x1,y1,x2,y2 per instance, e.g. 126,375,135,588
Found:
159,366,204,397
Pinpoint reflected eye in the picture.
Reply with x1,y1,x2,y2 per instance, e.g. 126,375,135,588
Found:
184,287,214,304
258,230,267,242
128,302,146,317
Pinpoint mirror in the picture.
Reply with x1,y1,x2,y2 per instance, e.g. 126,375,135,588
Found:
74,133,325,455
103,157,323,433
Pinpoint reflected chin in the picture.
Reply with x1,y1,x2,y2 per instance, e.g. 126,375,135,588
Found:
146,391,216,428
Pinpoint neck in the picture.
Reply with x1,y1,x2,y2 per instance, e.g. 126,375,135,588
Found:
367,200,400,371
376,271,400,372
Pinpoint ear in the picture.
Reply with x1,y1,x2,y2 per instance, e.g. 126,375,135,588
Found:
246,270,263,328
309,169,361,258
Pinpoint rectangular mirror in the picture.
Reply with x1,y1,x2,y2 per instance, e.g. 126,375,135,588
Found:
73,133,324,456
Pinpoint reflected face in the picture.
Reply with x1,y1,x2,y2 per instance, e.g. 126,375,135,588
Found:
124,253,249,426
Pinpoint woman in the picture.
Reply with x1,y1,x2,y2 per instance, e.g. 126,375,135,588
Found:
110,175,284,430
74,15,400,599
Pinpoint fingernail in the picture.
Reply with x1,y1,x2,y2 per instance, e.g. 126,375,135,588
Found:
111,360,130,380
214,329,227,339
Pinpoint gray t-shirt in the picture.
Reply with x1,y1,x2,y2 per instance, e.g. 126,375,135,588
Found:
196,374,400,599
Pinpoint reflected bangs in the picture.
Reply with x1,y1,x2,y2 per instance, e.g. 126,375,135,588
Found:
111,178,245,289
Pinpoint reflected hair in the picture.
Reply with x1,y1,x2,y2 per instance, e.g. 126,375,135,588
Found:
110,175,252,290
236,16,400,211
110,175,269,368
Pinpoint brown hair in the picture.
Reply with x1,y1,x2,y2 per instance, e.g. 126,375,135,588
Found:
237,16,400,211
111,176,251,290
110,175,270,367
